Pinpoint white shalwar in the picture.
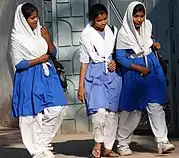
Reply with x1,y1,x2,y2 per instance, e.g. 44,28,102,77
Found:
117,103,168,150
90,108,118,150
19,106,67,157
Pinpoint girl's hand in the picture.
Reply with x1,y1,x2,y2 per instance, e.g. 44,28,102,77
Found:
41,26,51,42
153,42,161,51
78,86,86,103
108,60,116,72
140,66,150,76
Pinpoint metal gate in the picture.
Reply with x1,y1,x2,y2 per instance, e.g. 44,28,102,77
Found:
43,0,90,134
42,0,176,134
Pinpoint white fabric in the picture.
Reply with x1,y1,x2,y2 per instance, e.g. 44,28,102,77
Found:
147,103,168,143
116,1,153,59
90,108,118,150
19,106,67,157
117,110,141,150
117,103,168,150
11,3,50,75
79,24,118,72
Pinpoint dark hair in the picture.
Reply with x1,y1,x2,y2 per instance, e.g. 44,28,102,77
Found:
88,3,108,21
21,3,38,20
133,4,145,16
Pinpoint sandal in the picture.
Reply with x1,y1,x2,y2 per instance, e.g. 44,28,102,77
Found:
89,148,101,158
102,150,119,157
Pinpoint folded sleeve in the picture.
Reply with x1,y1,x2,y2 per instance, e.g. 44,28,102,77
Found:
50,46,57,57
79,35,90,63
116,49,133,68
15,59,30,70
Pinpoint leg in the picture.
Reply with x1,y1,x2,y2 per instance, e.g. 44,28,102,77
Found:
41,106,67,158
117,110,141,156
42,106,68,146
147,103,175,154
90,108,107,158
19,114,46,157
103,112,119,157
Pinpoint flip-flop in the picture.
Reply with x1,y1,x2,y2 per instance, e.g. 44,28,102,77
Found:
102,150,119,157
88,149,101,158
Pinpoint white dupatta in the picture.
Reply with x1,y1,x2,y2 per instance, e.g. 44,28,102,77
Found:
11,3,50,75
79,24,118,72
116,1,153,66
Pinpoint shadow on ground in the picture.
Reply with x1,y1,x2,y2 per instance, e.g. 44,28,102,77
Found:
53,139,93,157
52,139,156,157
0,147,30,158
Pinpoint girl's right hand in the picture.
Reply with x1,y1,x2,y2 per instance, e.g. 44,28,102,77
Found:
39,54,50,63
140,66,150,76
77,86,86,103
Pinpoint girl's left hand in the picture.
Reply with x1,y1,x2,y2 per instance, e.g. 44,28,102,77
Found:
41,26,51,42
153,42,161,51
108,60,116,72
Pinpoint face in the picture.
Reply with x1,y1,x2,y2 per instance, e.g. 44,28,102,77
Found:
93,13,108,31
133,11,145,29
27,10,38,30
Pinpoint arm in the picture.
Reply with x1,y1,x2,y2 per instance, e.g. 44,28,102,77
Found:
79,63,88,88
29,54,50,67
78,63,88,103
50,46,57,57
15,60,30,70
116,49,150,75
116,49,133,68
41,26,54,54
15,54,50,70
151,35,161,51
77,35,90,103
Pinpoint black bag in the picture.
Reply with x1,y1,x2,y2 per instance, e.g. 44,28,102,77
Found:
153,51,168,85
151,36,168,80
51,56,68,91
154,51,167,76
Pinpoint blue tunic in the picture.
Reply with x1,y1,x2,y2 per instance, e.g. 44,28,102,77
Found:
12,49,67,117
85,57,122,115
116,49,167,112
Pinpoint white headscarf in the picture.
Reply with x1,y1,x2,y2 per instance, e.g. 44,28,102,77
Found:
116,1,153,57
11,3,49,75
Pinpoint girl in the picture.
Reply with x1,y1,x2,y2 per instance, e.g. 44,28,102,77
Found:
11,3,67,158
115,1,175,156
78,3,122,158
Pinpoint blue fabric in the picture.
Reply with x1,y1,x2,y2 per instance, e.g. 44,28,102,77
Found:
51,46,57,57
116,49,133,68
116,49,167,112
16,60,30,70
15,47,57,71
85,58,122,115
12,59,67,117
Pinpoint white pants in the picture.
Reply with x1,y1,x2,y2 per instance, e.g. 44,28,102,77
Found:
117,103,168,150
90,108,118,150
19,106,67,157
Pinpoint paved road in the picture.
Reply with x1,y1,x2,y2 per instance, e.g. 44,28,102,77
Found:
0,127,179,158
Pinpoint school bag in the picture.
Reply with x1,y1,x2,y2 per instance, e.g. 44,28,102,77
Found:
51,56,68,91
151,36,168,84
